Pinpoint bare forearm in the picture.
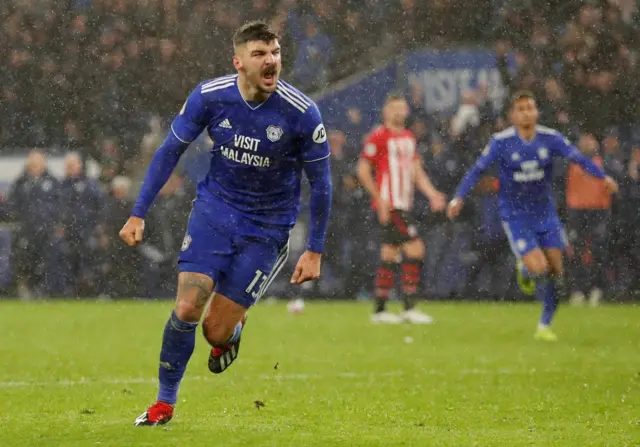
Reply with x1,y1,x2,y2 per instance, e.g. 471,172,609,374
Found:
415,164,437,199
357,159,380,202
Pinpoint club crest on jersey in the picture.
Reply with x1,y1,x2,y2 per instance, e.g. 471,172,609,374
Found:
181,234,192,251
517,239,527,252
538,147,549,159
511,152,520,161
266,125,284,142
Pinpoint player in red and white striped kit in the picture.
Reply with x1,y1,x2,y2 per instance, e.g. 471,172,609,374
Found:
357,94,446,324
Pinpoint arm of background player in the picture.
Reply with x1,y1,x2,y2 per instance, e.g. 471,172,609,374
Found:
356,158,379,203
357,135,381,204
415,163,446,211
300,104,332,253
415,162,439,200
554,134,605,179
131,85,208,218
453,139,499,199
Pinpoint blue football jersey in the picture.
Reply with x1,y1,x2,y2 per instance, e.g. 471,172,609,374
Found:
171,74,330,228
463,125,600,219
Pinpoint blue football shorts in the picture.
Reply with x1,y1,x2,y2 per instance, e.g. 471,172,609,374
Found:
501,212,568,259
178,199,290,308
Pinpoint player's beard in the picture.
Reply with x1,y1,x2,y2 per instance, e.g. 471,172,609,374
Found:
259,65,278,93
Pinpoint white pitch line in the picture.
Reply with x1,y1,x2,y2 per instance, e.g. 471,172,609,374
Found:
0,369,549,389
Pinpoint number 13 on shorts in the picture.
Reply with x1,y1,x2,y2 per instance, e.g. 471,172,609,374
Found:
245,270,269,300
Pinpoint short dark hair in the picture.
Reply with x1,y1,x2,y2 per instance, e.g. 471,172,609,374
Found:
233,21,279,48
510,90,536,108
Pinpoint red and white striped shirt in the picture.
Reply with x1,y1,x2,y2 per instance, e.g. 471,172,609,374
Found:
360,125,418,211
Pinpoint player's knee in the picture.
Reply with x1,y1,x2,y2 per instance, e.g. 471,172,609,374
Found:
380,245,400,262
525,257,549,276
174,272,213,321
403,239,425,259
174,299,203,322
202,318,234,346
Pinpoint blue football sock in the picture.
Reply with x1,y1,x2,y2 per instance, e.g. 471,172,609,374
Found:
157,311,198,405
536,276,558,326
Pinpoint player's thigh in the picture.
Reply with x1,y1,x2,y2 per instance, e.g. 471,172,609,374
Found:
389,210,419,241
216,237,289,309
502,219,548,274
177,206,234,287
542,249,564,276
176,207,234,321
401,237,425,259
382,211,418,260
537,214,569,255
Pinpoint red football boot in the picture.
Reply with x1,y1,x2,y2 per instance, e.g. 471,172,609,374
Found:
134,401,174,426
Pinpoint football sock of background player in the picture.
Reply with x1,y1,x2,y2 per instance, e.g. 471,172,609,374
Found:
375,261,397,313
521,265,564,327
157,311,198,405
401,259,422,311
537,277,559,327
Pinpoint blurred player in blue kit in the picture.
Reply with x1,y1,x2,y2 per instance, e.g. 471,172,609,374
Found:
447,91,618,341
119,21,332,426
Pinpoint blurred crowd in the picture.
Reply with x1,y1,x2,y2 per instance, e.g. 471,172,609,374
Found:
1,0,640,300
2,149,194,298
0,0,499,153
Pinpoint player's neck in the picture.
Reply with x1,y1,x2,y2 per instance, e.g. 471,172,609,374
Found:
237,75,271,103
516,126,536,142
384,123,405,134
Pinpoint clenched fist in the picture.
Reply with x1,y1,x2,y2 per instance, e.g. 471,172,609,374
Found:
119,216,145,246
446,198,464,220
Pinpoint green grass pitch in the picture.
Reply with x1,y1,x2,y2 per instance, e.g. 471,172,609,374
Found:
0,300,638,447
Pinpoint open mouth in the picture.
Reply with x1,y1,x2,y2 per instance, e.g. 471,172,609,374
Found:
262,68,277,85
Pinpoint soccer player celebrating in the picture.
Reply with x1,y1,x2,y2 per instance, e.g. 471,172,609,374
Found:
446,90,618,341
357,94,446,324
119,21,332,426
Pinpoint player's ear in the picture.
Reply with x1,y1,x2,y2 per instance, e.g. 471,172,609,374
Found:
233,54,243,71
